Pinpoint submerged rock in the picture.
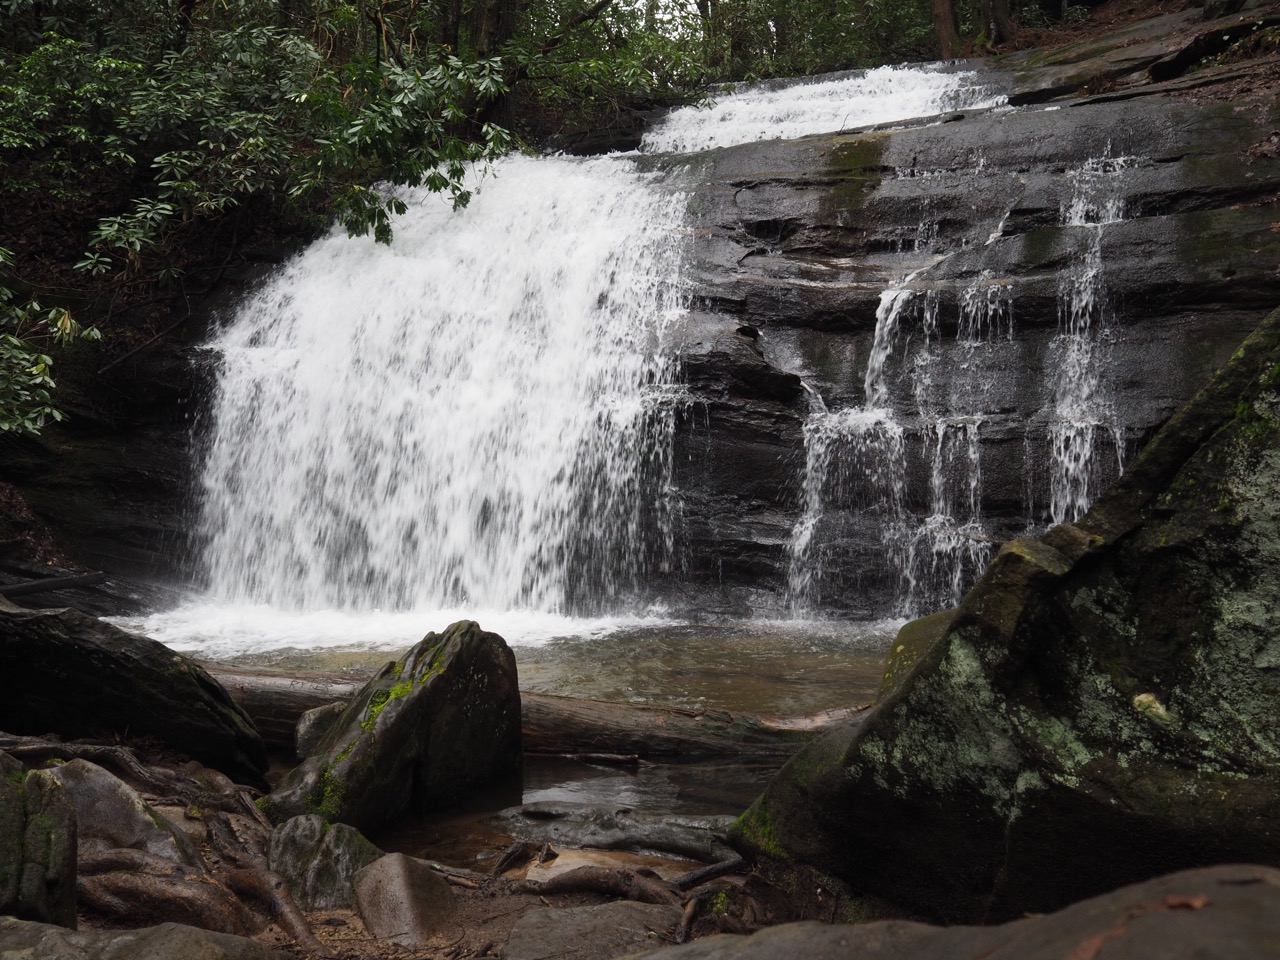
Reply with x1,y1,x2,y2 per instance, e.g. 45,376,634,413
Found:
624,864,1280,960
0,599,268,790
262,620,521,832
0,752,77,929
732,305,1280,921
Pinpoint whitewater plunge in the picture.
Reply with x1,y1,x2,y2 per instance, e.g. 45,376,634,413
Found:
123,63,1015,706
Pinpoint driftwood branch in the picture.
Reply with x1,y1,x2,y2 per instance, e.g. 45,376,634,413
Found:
673,856,746,892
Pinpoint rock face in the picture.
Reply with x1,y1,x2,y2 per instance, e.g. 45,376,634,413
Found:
262,621,522,832
624,864,1280,960
0,752,77,928
731,306,1280,921
671,53,1280,616
0,599,268,790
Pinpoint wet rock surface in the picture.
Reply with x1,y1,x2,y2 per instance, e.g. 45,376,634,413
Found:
267,814,383,911
733,306,1280,921
490,802,736,863
668,3,1280,614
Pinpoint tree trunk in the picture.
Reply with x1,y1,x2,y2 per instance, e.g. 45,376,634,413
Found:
933,0,962,59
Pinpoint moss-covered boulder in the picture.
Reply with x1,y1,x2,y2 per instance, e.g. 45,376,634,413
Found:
0,600,267,790
732,305,1280,922
262,620,521,833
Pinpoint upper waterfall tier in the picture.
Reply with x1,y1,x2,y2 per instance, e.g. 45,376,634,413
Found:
642,64,1006,154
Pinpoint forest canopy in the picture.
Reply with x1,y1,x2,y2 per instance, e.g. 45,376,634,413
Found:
1,0,1084,432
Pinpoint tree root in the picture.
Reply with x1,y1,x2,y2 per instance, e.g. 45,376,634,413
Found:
516,866,681,906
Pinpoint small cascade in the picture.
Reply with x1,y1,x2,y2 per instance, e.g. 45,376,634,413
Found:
787,254,1015,615
1047,152,1134,524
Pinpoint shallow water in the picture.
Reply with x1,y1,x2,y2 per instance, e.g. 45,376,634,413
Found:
119,611,899,718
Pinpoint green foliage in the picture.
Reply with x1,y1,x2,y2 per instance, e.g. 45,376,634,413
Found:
0,247,100,435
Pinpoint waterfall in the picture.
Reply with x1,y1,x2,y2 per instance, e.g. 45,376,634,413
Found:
1048,152,1134,524
198,155,688,615
125,62,1009,656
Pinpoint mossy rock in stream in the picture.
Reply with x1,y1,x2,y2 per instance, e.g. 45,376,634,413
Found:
262,620,522,834
732,304,1280,923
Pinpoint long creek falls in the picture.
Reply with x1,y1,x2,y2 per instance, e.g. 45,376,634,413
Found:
122,58,1277,719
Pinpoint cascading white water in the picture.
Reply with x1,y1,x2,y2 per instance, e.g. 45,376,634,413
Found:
641,64,1006,154
1048,152,1134,524
786,249,1012,615
198,155,688,616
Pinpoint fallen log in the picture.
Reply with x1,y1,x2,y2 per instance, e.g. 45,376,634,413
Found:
202,663,871,762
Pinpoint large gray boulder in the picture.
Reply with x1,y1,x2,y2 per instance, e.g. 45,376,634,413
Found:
0,916,273,960
0,599,267,790
733,305,1280,921
0,752,77,928
262,620,521,832
624,864,1280,960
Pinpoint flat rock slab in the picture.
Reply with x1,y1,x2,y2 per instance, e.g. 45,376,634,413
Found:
0,917,273,960
625,864,1280,960
504,901,682,960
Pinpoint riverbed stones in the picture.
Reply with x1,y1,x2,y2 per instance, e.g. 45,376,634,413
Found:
267,814,383,910
733,305,1280,921
0,599,268,790
0,752,77,928
0,916,273,960
262,620,521,832
623,864,1280,960
353,853,456,947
